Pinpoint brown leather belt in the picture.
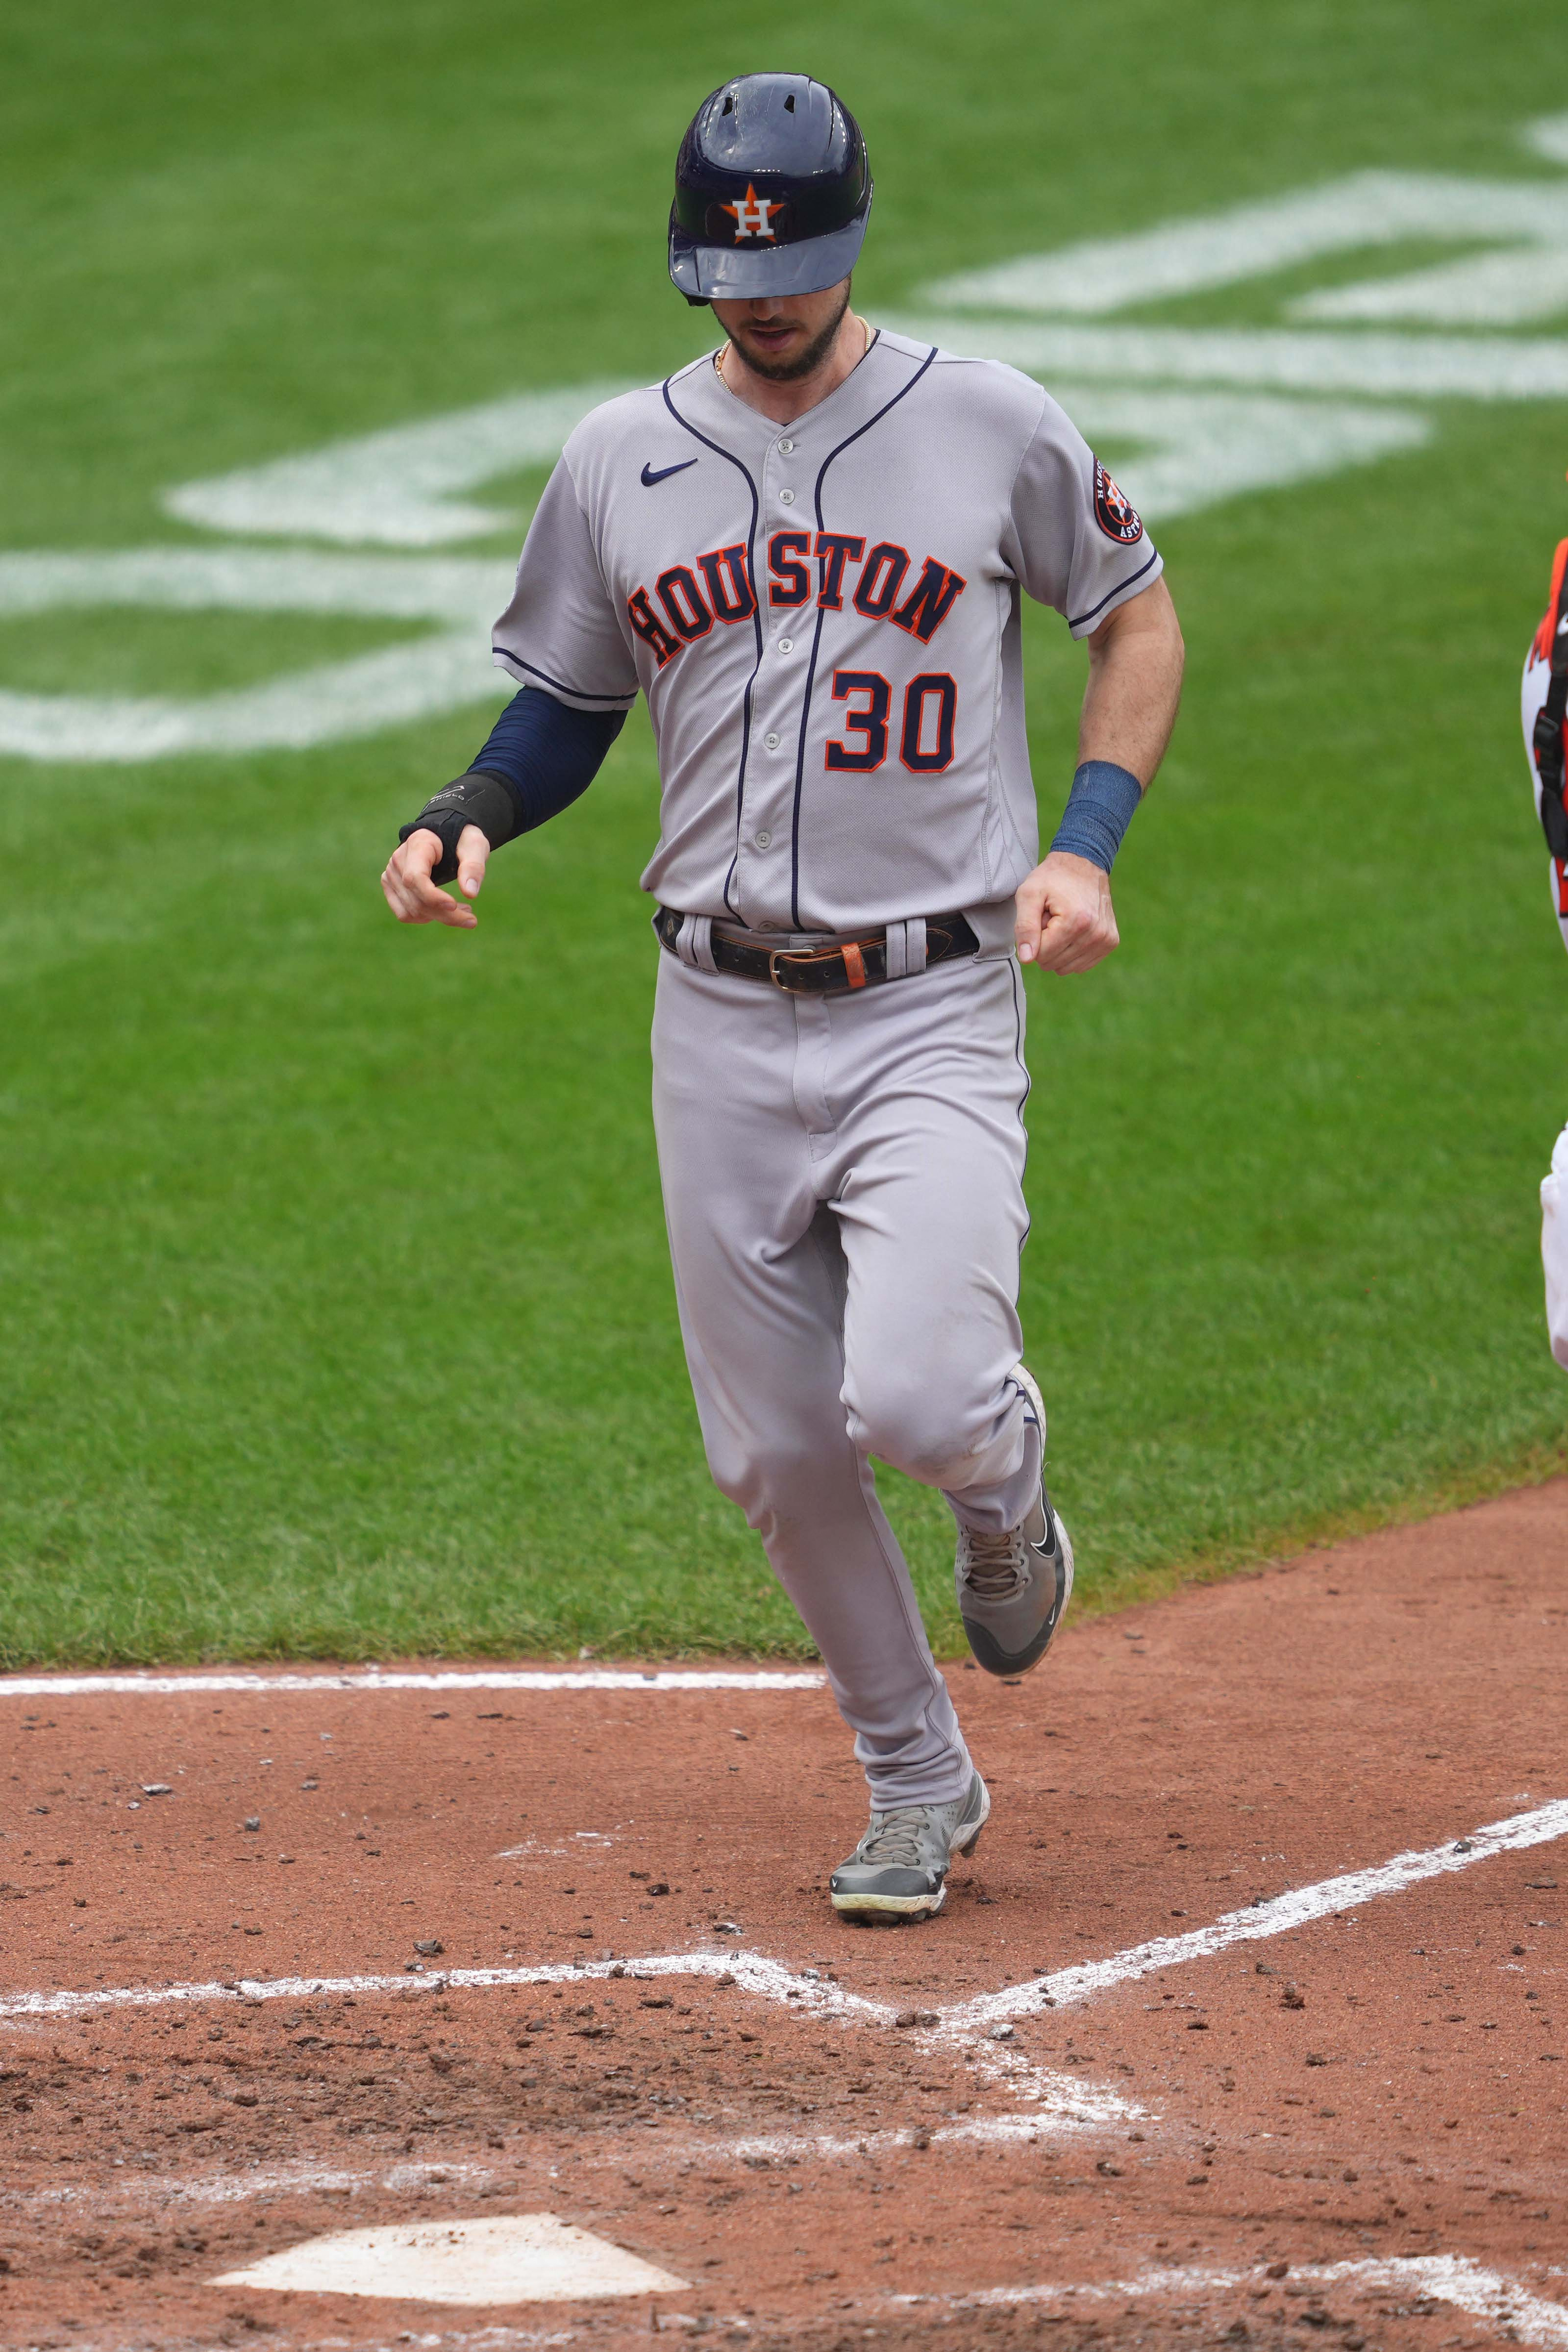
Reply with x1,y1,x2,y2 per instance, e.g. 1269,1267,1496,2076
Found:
654,904,979,996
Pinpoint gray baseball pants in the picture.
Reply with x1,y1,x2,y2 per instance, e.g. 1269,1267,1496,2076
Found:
650,943,1042,1809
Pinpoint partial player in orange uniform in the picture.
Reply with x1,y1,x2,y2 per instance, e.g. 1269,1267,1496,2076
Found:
1521,531,1568,1367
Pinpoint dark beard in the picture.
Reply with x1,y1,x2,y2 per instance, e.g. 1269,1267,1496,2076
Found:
725,283,852,382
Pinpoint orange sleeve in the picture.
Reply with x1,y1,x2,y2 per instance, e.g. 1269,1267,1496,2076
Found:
1533,536,1568,663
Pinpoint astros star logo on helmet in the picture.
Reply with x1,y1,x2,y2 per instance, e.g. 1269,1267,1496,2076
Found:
722,183,779,241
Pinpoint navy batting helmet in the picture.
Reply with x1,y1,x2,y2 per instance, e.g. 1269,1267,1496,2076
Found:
669,73,872,305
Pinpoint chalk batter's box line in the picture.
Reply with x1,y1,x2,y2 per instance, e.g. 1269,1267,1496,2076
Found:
0,1668,828,1697
902,2256,1568,2352
3,1795,1564,2033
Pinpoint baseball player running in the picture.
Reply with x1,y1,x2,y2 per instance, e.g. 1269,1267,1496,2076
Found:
1521,528,1568,1368
382,75,1185,1921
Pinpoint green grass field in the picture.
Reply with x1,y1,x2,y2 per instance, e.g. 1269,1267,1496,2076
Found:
1,0,1566,1666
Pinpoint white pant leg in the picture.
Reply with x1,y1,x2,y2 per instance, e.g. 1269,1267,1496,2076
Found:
651,952,973,1807
1544,1122,1568,1371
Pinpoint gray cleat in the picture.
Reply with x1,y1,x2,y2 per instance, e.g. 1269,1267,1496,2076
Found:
955,1362,1074,1678
829,1769,991,1923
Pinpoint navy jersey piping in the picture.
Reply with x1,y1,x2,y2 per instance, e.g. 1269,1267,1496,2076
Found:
789,338,937,930
493,651,637,707
661,374,764,919
1067,545,1160,634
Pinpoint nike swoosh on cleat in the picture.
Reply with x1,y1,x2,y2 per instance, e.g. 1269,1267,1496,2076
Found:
641,458,698,487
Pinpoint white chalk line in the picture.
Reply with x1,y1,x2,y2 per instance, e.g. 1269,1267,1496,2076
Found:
882,2257,1568,2350
949,1793,1568,2031
0,1947,871,2028
6,1794,1563,2049
1,1796,1556,2207
0,1666,825,1698
0,2156,502,2215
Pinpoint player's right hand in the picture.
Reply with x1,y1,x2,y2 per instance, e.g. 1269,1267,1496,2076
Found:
380,825,490,928
1014,849,1120,974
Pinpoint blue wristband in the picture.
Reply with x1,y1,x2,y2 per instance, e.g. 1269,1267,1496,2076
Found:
1048,760,1144,874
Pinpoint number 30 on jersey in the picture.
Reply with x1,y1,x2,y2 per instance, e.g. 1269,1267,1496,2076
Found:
826,671,957,775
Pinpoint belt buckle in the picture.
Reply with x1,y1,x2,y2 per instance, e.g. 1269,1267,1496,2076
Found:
768,942,843,994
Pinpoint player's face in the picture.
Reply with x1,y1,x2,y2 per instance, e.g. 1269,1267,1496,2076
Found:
712,279,853,382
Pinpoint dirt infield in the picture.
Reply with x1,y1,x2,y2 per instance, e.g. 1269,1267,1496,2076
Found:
2,1483,1565,2352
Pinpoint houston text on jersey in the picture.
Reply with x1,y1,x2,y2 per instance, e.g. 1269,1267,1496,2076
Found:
626,533,968,668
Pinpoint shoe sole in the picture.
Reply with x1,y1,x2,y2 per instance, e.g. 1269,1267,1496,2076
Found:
831,1885,948,1921
961,1512,1074,1679
830,1780,991,1922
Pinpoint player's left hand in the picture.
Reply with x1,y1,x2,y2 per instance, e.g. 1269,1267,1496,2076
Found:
1014,851,1120,974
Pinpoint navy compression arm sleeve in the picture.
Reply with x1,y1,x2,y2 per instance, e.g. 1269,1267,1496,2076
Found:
398,688,626,879
470,688,625,831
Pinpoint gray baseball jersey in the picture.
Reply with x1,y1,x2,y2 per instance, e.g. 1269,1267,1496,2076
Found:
492,328,1161,940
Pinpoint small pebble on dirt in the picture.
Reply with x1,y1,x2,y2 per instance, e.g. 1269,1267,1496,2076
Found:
414,1939,444,1956
987,2025,1015,2041
1281,1985,1306,2009
241,1818,260,1832
1266,2262,1289,2279
140,1784,172,1797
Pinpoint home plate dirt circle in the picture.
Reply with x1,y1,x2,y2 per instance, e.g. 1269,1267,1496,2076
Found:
1,1481,1565,2350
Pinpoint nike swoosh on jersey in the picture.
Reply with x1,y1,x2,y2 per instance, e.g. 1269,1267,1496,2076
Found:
641,458,698,487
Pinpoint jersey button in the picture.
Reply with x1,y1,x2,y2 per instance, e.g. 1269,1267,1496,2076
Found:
764,730,781,750
777,487,796,506
754,829,773,850
777,637,795,654
777,437,795,453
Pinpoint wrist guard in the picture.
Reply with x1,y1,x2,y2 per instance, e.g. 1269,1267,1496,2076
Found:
1048,759,1143,874
398,770,519,884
